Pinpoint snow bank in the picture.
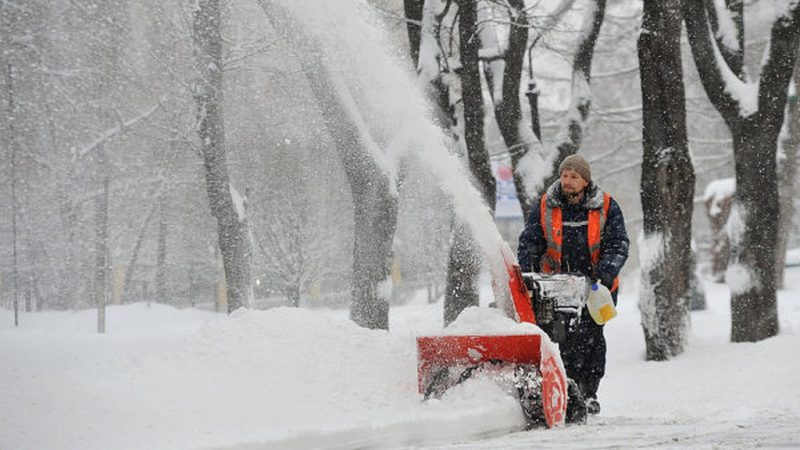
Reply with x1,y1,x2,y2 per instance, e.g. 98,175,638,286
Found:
4,270,800,449
0,303,524,450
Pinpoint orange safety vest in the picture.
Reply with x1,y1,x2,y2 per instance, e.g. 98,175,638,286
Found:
539,193,619,293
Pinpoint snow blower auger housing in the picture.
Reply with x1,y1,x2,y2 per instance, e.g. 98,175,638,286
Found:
416,250,588,428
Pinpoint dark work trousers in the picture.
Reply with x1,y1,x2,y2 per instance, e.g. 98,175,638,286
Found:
560,310,606,399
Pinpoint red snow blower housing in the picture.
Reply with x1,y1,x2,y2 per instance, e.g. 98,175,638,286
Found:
416,250,590,428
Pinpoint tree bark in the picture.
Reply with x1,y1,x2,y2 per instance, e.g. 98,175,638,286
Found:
193,0,253,313
403,0,425,67
638,0,693,360
157,188,168,304
685,0,800,341
704,0,743,76
444,222,480,324
121,200,158,304
776,69,800,288
4,62,20,325
257,1,397,329
95,147,109,333
705,189,733,282
417,0,457,131
444,0,495,325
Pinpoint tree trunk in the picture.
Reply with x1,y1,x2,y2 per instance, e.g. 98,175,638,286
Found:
685,0,800,341
287,284,301,308
705,0,743,76
776,71,800,289
95,147,109,333
688,246,707,310
350,186,396,329
257,1,397,329
638,0,693,360
416,0,456,131
705,186,733,282
444,222,481,324
403,0,425,67
4,62,20,325
121,200,158,304
444,0,495,325
728,121,781,341
157,188,168,304
456,0,493,204
193,0,253,313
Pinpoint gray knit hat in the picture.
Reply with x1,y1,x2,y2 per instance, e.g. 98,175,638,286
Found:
559,154,591,183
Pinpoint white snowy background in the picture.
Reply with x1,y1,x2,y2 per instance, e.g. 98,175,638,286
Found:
3,259,800,449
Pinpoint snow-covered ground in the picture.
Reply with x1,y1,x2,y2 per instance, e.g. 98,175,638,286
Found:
2,268,800,450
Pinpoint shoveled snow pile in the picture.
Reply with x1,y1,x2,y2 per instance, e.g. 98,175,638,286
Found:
436,306,541,336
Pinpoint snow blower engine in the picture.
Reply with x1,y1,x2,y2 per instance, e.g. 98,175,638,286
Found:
522,272,589,346
416,249,590,428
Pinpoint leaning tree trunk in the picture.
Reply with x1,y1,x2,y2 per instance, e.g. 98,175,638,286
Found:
258,0,397,329
444,0,496,325
685,0,800,341
193,0,253,313
638,0,693,361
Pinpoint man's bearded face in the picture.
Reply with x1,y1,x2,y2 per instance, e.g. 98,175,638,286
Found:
560,169,589,199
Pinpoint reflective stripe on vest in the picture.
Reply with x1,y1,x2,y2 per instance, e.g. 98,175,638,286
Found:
540,192,619,292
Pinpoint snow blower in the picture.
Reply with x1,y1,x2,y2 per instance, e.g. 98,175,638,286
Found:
416,248,591,428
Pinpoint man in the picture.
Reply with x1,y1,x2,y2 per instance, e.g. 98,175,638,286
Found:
517,154,629,415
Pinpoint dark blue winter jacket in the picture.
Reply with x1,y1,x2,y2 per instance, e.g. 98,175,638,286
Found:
518,181,629,293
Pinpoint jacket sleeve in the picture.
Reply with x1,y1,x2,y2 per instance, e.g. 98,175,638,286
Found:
597,197,629,287
517,198,546,272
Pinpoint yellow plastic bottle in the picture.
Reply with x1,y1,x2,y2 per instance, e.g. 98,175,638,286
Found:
587,282,617,325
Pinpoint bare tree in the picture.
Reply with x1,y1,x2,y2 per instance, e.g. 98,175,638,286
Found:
193,0,254,313
477,0,534,218
476,0,606,221
539,0,607,194
685,0,800,341
252,179,327,308
637,0,693,360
